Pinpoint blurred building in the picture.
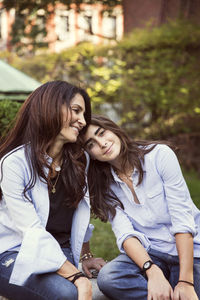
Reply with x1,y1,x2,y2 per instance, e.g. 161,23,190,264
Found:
1,1,199,53
0,3,123,52
123,0,200,33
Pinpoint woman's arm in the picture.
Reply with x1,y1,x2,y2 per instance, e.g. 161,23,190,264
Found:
173,233,198,300
123,237,173,300
57,259,92,300
155,146,198,299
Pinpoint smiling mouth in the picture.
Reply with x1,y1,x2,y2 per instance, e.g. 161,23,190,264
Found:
104,144,113,155
70,126,80,135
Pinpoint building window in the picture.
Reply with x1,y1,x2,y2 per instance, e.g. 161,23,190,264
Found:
78,10,93,42
55,11,71,41
102,14,116,39
84,15,92,34
35,15,46,43
60,15,70,33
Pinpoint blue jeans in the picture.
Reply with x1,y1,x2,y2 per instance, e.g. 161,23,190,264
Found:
0,248,78,300
97,248,200,300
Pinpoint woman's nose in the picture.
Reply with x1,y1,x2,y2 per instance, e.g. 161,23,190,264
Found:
99,139,107,148
78,113,86,127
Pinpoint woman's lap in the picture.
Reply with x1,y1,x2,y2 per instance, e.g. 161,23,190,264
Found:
0,249,78,300
97,254,148,300
97,249,200,300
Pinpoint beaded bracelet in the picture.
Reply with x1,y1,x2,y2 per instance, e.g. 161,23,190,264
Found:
80,252,93,262
178,280,194,287
66,271,86,284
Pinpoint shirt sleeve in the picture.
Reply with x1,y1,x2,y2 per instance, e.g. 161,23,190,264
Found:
110,207,151,253
83,223,94,242
0,156,67,285
156,145,197,236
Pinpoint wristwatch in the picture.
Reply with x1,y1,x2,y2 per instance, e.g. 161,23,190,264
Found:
142,260,154,274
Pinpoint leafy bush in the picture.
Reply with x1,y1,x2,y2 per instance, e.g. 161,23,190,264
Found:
97,20,200,138
0,100,22,137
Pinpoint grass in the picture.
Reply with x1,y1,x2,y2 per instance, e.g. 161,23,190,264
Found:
182,169,200,209
90,169,200,260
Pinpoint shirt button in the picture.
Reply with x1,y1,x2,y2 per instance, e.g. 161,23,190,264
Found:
168,238,172,242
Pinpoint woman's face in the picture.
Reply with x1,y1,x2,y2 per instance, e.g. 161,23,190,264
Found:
57,93,86,143
84,124,121,165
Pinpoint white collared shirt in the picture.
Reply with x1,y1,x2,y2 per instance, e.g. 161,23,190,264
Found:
0,145,93,285
109,144,200,257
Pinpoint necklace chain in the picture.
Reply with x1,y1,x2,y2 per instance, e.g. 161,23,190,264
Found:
50,171,60,193
114,169,133,182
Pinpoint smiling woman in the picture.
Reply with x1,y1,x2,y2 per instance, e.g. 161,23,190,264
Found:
0,81,106,300
83,114,200,300
57,94,86,144
84,125,121,162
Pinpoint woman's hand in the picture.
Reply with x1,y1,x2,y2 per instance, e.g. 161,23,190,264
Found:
82,257,106,278
147,264,173,300
57,260,93,300
74,276,92,300
173,282,198,300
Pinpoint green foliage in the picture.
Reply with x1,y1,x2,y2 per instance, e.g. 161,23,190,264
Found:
101,21,200,138
90,218,119,261
1,20,200,142
0,100,22,137
183,169,200,208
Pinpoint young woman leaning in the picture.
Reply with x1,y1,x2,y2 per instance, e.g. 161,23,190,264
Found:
83,115,200,300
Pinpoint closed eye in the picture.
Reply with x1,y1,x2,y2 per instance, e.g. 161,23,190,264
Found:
72,108,80,114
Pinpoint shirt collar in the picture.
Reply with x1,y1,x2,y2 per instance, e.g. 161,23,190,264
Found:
111,163,146,182
111,166,139,182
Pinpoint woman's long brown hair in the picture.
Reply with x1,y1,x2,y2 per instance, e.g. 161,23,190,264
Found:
86,115,172,222
0,81,91,207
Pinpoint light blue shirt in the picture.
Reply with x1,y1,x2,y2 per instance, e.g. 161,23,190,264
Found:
109,144,200,257
0,146,93,286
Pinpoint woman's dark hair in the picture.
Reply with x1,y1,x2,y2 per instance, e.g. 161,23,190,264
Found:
86,115,172,222
0,81,91,207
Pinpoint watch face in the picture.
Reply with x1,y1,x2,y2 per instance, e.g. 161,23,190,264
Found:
144,261,151,269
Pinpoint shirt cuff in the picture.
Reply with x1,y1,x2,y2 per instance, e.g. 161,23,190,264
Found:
83,223,94,243
117,232,151,253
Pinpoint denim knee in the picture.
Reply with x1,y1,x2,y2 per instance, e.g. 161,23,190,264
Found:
97,257,148,300
25,273,78,300
193,257,200,298
97,263,114,294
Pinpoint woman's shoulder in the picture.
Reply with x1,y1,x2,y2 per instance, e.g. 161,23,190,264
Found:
0,145,27,166
144,143,175,164
146,143,172,154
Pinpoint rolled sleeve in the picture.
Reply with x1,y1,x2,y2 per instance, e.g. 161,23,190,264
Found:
83,223,94,242
156,145,197,237
110,207,151,253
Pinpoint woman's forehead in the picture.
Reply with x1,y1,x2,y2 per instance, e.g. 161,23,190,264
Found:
84,124,100,142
